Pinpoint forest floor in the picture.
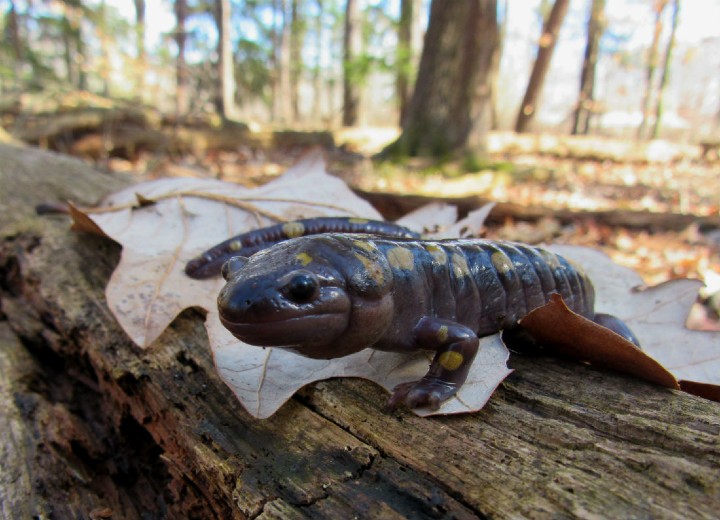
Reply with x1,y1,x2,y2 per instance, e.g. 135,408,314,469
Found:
88,126,719,331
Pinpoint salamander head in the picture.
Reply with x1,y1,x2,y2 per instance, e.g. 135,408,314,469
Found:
217,235,395,359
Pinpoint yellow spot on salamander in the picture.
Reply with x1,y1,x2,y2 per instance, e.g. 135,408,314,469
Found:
282,221,306,238
439,351,464,371
451,253,471,278
539,249,561,269
437,325,449,343
491,251,513,274
228,240,242,252
295,252,313,266
387,246,415,270
425,243,447,265
353,240,378,253
348,217,369,224
354,253,385,285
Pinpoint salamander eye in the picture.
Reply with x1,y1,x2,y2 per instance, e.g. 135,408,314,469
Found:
284,273,319,303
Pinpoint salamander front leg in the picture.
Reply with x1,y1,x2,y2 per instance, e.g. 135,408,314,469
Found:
387,317,479,411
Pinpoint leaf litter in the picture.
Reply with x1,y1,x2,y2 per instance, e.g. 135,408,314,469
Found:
70,149,720,418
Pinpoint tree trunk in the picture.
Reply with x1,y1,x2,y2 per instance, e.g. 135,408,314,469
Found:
652,0,680,139
637,0,666,140
490,0,508,130
572,0,605,135
97,0,111,97
396,0,422,126
342,0,362,127
60,0,88,91
215,0,236,120
312,0,324,119
514,0,569,133
7,0,24,85
290,0,304,122
133,0,147,97
1,143,720,518
384,0,499,157
272,0,293,124
174,0,189,116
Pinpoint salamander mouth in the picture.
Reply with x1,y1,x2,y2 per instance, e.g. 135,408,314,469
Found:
219,312,349,347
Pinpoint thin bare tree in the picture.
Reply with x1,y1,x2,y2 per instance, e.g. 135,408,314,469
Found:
638,0,667,140
133,0,146,96
652,0,680,139
342,0,362,126
174,0,189,116
215,0,236,119
515,0,569,133
572,0,606,135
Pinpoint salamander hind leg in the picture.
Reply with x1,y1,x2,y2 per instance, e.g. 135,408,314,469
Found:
387,317,479,411
593,313,641,348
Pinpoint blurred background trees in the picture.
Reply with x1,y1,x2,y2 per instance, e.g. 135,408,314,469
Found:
0,0,717,156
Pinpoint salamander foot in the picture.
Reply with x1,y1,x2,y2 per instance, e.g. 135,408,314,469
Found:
386,377,458,411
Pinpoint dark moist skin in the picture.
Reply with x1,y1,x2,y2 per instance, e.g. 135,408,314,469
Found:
185,217,420,279
217,234,640,411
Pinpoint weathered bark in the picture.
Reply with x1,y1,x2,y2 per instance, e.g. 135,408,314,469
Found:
2,144,719,518
342,0,362,126
652,0,680,139
638,0,667,140
515,0,569,133
572,0,605,135
174,0,189,116
385,0,499,157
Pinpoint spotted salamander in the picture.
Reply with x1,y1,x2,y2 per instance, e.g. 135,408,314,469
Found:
217,234,640,410
185,217,420,279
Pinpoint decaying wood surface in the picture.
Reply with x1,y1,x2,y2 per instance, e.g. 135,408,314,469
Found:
1,143,719,519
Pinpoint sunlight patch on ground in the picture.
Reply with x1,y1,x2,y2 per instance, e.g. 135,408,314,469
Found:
335,126,400,154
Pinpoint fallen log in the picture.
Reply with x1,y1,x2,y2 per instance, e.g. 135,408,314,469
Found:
1,143,719,519
355,189,720,233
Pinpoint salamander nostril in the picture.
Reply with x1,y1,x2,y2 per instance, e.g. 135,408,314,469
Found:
218,286,252,321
